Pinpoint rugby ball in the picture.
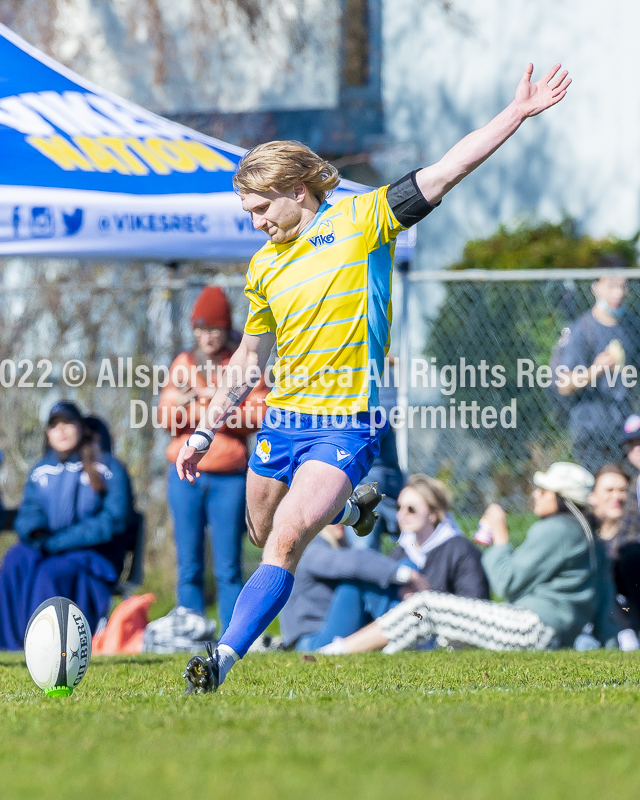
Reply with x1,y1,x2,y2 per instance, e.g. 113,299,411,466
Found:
24,597,92,697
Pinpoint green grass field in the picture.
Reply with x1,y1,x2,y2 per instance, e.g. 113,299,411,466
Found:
2,650,640,800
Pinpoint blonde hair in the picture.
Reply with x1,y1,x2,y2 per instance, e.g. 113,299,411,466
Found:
405,474,452,524
233,141,340,203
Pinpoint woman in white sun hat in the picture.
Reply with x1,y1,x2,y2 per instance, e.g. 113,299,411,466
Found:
321,463,621,654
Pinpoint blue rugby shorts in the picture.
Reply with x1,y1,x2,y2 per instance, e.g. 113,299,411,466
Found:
248,407,389,489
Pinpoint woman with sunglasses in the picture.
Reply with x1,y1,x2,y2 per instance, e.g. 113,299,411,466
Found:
389,474,489,600
321,463,621,655
0,401,134,650
280,474,488,652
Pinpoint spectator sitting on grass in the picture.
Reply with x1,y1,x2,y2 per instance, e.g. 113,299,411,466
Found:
320,463,621,654
0,449,4,530
0,401,134,651
280,474,489,651
622,413,640,507
590,462,640,638
389,474,489,600
279,523,429,651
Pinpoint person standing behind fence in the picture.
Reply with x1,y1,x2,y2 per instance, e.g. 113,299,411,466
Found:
558,265,639,473
158,287,267,638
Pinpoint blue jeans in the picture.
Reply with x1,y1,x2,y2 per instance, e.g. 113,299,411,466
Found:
295,580,399,651
167,467,246,634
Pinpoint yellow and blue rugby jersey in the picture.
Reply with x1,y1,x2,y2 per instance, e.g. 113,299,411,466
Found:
244,185,405,413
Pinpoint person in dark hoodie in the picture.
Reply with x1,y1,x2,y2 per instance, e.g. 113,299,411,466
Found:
0,401,134,651
280,474,489,651
0,449,4,530
590,462,640,644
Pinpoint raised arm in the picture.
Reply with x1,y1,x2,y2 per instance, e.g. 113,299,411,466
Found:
416,63,571,205
176,331,275,483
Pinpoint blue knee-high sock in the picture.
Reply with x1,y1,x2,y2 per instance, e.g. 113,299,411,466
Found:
219,564,294,658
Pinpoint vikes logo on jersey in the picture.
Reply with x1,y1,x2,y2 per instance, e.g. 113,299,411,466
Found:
256,439,271,463
309,220,335,248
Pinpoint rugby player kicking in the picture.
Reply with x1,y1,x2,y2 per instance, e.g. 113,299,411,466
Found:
179,63,571,693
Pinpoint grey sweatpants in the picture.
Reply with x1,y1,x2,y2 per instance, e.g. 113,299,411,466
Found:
378,591,556,653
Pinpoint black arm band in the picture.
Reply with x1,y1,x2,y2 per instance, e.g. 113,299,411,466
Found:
387,169,440,228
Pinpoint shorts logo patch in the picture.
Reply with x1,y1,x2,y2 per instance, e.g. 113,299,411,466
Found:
309,220,335,248
256,440,272,463
336,448,350,461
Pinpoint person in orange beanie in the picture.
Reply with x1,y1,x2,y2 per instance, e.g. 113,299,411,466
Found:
157,286,267,642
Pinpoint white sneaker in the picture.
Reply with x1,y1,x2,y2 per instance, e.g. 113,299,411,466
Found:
618,628,639,651
143,607,217,654
173,607,218,641
247,634,283,653
317,637,348,655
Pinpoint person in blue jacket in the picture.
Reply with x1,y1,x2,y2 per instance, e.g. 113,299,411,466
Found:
0,449,4,530
0,401,134,651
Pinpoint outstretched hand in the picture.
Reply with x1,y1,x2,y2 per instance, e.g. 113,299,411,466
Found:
514,63,571,118
176,443,205,484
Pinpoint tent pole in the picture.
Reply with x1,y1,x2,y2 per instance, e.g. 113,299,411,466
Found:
166,261,183,358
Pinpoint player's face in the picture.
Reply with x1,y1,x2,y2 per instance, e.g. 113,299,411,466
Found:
397,487,436,534
47,419,82,455
241,189,305,243
589,472,628,523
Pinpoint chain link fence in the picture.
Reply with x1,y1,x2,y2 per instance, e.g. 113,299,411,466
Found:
0,258,250,600
1,260,639,595
401,269,640,512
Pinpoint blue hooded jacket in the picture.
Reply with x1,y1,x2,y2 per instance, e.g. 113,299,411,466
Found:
14,450,134,573
0,449,4,529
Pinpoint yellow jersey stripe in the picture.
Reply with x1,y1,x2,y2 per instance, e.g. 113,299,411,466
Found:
244,186,405,413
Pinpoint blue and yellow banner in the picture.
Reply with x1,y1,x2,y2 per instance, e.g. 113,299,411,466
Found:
0,23,414,260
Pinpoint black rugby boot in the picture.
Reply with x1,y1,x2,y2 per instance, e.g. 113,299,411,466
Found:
351,482,385,537
183,641,219,694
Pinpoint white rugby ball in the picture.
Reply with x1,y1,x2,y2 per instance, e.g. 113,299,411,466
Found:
24,597,92,697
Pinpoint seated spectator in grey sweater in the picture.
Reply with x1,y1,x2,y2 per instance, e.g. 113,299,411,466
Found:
389,474,489,600
323,463,621,655
280,474,489,651
279,524,428,651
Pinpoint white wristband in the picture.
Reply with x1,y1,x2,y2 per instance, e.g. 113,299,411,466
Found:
186,429,215,453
